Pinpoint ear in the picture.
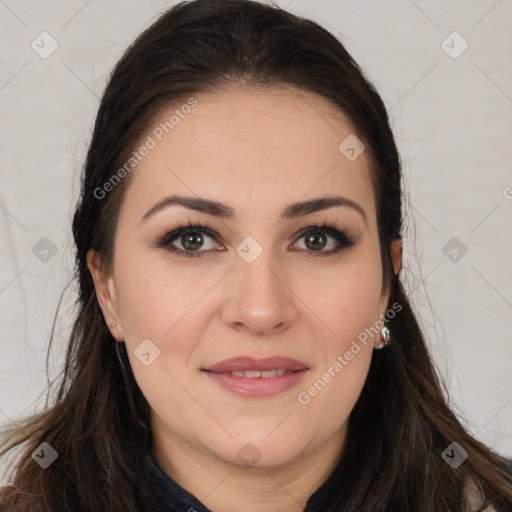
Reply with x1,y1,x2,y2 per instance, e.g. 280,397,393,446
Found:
378,238,403,316
390,238,402,275
86,248,125,342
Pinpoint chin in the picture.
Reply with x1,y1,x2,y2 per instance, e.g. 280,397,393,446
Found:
211,436,306,469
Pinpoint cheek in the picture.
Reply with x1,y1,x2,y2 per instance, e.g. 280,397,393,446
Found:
297,248,382,425
113,255,223,391
114,253,215,339
308,346,373,438
318,249,384,339
297,286,378,438
116,263,205,420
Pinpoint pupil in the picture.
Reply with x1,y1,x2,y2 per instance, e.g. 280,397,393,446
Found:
183,232,203,250
306,232,326,251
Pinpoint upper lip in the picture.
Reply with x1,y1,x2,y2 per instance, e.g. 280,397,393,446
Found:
203,356,309,373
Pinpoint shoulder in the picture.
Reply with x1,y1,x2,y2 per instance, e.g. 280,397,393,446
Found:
464,477,496,511
465,457,512,511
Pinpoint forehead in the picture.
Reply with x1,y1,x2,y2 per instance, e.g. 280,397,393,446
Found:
120,86,376,224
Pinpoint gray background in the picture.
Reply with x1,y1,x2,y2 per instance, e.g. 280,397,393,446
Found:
1,0,511,463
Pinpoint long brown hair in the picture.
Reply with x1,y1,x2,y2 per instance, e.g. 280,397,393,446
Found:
1,1,511,510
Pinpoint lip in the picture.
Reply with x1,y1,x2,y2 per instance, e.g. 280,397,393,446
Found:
202,356,309,398
204,368,308,398
203,356,309,373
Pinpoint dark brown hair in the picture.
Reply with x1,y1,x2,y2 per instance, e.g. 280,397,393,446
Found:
1,1,511,510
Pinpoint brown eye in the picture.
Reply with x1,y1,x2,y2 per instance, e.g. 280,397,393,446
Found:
156,223,220,258
180,232,205,251
304,232,328,251
292,223,356,256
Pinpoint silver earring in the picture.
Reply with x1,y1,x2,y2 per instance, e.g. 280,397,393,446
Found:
375,326,390,349
111,322,116,329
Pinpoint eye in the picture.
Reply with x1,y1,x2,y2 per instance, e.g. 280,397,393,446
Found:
155,221,221,258
155,221,356,258
290,223,356,256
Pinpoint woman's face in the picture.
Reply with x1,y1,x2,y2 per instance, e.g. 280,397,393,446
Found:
89,86,399,468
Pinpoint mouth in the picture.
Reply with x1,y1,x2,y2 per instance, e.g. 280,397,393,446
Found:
208,369,298,378
202,355,309,373
201,356,309,398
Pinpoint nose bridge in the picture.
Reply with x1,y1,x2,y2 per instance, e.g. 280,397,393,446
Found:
238,244,281,296
221,236,297,334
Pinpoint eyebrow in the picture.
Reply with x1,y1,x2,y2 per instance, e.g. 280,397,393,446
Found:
140,194,367,226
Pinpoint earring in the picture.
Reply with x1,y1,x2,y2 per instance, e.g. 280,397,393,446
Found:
111,322,116,329
375,326,390,349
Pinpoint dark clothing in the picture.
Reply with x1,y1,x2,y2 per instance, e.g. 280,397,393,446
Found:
147,452,340,511
1,456,511,510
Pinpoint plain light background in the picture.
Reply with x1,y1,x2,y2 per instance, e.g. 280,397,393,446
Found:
1,0,511,462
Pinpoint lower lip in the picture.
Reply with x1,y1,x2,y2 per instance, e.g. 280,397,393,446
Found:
204,369,308,398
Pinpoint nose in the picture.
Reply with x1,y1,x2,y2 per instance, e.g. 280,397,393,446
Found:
220,246,298,336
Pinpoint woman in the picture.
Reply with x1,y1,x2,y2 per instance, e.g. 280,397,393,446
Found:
1,0,511,510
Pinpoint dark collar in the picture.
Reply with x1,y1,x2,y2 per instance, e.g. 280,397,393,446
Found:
147,453,340,511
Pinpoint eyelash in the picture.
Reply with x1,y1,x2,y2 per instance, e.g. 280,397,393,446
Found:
155,221,356,259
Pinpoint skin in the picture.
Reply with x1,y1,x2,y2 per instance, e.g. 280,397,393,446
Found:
88,86,402,512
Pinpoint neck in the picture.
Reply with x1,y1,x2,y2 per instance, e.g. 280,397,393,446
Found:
152,421,346,512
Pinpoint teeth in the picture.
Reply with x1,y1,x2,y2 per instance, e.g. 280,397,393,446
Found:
222,369,292,378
